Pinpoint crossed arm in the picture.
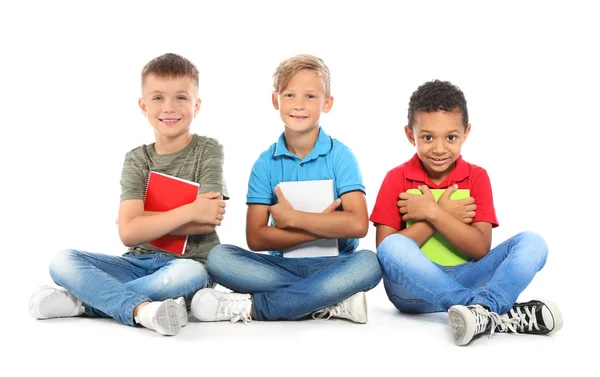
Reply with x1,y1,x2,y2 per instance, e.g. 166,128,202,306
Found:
117,192,226,247
375,185,492,260
246,189,368,252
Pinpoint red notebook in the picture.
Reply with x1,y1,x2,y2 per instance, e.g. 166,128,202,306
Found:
144,171,199,255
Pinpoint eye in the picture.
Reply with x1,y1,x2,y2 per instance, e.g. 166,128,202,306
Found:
423,135,433,141
306,94,316,99
447,135,457,141
283,93,294,98
152,95,163,101
177,95,188,101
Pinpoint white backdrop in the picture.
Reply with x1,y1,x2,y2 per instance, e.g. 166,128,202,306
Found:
2,0,596,375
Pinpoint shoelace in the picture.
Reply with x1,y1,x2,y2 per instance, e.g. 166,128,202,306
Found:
217,298,252,324
499,304,538,333
470,305,519,338
312,300,346,320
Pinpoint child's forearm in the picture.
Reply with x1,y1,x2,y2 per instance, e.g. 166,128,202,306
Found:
144,212,215,235
398,221,436,246
119,206,195,247
289,211,368,239
427,206,490,259
247,226,319,252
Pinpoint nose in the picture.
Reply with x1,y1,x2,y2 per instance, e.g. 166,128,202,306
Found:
432,139,445,154
162,98,175,113
293,98,306,111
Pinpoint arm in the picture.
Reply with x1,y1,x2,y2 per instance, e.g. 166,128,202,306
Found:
245,204,319,251
271,188,368,239
375,222,435,249
118,193,226,247
399,186,491,260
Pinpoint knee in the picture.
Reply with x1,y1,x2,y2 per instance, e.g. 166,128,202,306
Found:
48,249,79,284
206,244,239,276
353,250,383,281
376,234,421,267
167,259,209,289
515,231,548,264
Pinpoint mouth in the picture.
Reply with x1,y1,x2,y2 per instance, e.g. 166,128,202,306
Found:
429,157,450,166
159,118,181,126
289,115,308,121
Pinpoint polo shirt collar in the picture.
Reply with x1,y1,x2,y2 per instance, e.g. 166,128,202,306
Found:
405,153,469,185
273,127,333,161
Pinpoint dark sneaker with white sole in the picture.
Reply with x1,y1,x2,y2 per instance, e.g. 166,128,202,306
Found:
499,298,562,335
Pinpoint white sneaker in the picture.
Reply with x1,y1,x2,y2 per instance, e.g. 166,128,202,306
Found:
312,292,367,324
135,298,186,336
175,297,188,327
448,304,519,346
29,285,84,319
191,288,252,323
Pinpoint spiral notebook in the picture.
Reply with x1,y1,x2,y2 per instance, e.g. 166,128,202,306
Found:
277,179,339,258
406,188,470,266
144,171,199,255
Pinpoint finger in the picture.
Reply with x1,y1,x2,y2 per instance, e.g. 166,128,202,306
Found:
274,186,287,203
322,198,342,213
399,192,409,200
420,185,431,194
200,192,221,199
397,200,408,207
465,204,476,211
398,207,407,214
466,211,476,218
441,184,457,199
464,218,473,224
218,200,226,208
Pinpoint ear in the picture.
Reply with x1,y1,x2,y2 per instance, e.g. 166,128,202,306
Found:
404,125,416,146
322,96,334,113
462,123,471,143
194,97,201,117
138,98,147,116
272,92,279,110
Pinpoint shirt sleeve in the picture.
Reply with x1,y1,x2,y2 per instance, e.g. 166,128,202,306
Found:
332,143,365,197
198,141,229,199
370,169,404,230
246,151,273,205
470,168,499,227
120,150,147,202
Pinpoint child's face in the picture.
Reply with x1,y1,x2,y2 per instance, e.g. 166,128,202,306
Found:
405,110,471,183
138,74,200,140
272,69,333,134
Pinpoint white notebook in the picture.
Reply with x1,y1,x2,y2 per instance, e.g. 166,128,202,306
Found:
276,179,339,258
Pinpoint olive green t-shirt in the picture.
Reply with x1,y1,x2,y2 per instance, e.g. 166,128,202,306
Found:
120,134,228,263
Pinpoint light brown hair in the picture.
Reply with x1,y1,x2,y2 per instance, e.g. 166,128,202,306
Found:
273,54,331,96
141,53,199,91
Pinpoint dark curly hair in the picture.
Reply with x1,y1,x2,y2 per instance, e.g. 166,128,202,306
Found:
407,80,468,130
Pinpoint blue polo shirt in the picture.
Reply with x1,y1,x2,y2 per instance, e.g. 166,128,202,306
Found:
247,127,365,256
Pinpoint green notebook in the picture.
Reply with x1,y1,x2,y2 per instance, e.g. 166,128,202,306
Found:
405,188,470,266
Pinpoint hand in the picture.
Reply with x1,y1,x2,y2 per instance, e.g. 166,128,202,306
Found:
322,198,342,213
437,184,476,224
189,192,226,225
269,186,296,229
397,185,437,222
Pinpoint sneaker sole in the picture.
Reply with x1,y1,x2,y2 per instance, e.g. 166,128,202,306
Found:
152,299,184,336
535,297,563,335
352,291,368,324
175,297,188,327
448,306,475,346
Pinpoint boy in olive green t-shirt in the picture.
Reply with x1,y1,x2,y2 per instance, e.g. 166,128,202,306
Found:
29,53,228,336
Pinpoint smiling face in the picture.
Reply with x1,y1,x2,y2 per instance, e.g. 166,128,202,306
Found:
405,110,470,184
138,74,200,142
272,69,333,135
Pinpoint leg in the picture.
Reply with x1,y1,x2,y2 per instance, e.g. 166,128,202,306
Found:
251,250,382,320
455,231,548,314
48,249,159,325
206,244,303,292
377,234,472,312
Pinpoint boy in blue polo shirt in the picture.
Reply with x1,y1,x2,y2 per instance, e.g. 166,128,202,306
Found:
190,54,382,324
370,80,562,345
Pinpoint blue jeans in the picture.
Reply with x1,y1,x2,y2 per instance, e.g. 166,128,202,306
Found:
49,249,212,326
377,231,548,315
206,245,383,321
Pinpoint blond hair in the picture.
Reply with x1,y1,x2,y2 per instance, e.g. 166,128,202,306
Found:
273,54,331,96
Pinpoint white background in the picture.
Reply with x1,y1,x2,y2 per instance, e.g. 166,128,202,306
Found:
1,0,596,375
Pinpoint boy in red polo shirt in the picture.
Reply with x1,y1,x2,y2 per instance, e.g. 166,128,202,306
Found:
370,80,562,346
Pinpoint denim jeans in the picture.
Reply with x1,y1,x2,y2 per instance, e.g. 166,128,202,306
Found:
49,249,211,326
377,231,548,315
206,245,383,321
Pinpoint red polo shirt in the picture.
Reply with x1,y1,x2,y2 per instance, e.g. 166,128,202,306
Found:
370,154,498,230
